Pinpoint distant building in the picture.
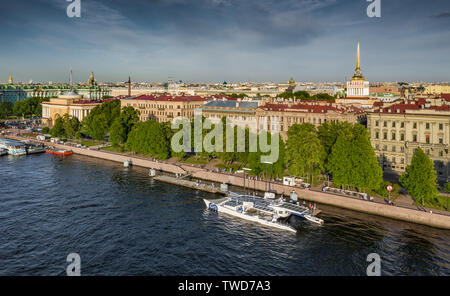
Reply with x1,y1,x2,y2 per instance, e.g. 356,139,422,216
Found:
257,103,365,139
120,95,208,122
346,41,370,97
424,84,450,95
200,100,260,133
367,96,450,182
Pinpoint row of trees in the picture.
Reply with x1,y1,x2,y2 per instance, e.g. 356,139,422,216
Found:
48,100,140,143
0,97,49,119
278,91,335,101
285,121,383,190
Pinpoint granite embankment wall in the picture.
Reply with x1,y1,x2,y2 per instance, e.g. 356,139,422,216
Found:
6,135,450,230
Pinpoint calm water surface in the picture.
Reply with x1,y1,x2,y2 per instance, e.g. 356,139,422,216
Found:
0,154,449,275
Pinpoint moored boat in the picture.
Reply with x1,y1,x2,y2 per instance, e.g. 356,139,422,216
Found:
0,148,8,156
0,138,27,156
205,192,324,233
46,148,73,156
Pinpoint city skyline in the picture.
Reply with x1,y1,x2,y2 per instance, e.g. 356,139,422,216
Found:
1,0,450,83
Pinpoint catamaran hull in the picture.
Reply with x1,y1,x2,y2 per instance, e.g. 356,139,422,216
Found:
204,199,297,233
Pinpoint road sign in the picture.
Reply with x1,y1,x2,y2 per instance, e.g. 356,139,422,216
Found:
386,185,393,192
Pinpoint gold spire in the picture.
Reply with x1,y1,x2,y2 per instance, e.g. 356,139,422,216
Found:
355,40,360,72
8,75,13,84
352,40,365,80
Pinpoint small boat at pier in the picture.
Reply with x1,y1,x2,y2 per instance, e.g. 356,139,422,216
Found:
0,148,7,156
26,143,46,155
46,148,73,156
0,138,27,156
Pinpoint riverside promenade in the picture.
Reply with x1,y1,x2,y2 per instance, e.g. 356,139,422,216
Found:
5,134,450,230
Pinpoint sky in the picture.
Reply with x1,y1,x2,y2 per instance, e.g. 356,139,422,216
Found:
1,0,450,83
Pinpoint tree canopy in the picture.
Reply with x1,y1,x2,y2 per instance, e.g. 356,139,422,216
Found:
400,147,439,206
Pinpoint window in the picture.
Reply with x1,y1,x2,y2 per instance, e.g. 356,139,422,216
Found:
401,122,405,128
413,134,417,142
375,132,379,139
392,157,396,163
401,158,405,164
392,146,396,152
439,123,443,130
426,123,430,129
413,122,417,129
439,150,444,157
375,144,379,150
383,145,387,151
401,146,405,152
383,121,387,127
384,132,387,140
439,137,443,144
400,133,405,141
375,121,379,127
392,133,396,140
392,122,396,128
426,135,430,144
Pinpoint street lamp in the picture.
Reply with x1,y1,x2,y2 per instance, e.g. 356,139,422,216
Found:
262,161,273,193
243,167,251,196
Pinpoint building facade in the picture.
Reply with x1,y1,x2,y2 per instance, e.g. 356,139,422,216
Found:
346,41,370,97
41,90,104,127
367,99,450,182
120,95,208,122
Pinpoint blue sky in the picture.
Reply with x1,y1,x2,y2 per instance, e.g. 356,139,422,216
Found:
1,0,449,83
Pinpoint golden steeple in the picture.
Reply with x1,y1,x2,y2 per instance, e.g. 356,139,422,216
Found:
8,75,13,84
352,40,365,80
355,40,360,72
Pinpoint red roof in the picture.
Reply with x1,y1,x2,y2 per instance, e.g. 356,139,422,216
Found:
128,95,208,102
441,93,450,102
260,103,364,114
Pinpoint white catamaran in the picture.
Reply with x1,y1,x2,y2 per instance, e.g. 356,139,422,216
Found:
204,192,324,233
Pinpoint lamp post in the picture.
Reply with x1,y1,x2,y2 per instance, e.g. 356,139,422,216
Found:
262,161,273,193
243,168,251,196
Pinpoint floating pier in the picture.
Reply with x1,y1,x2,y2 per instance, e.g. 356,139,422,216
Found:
153,175,226,195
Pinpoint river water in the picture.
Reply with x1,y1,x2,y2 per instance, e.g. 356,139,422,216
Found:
0,153,449,275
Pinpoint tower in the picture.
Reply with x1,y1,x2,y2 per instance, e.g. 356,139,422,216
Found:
8,75,13,84
88,72,96,86
346,41,369,97
128,76,131,97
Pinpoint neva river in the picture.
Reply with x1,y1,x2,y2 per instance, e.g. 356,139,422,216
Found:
1,153,449,276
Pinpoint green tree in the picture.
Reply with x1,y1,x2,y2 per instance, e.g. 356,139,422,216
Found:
62,114,80,139
42,126,50,134
125,120,171,159
285,123,325,183
0,102,14,119
50,116,65,138
88,113,108,140
400,147,439,206
109,106,140,146
327,123,383,191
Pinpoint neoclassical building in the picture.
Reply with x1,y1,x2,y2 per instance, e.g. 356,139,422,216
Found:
346,41,370,97
120,94,208,122
41,90,103,127
367,96,450,182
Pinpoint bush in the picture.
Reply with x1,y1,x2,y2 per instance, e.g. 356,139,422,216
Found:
374,181,400,198
42,126,50,134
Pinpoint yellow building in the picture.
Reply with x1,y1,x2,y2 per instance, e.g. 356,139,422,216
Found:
367,99,450,182
41,90,102,127
120,94,208,122
424,85,450,95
